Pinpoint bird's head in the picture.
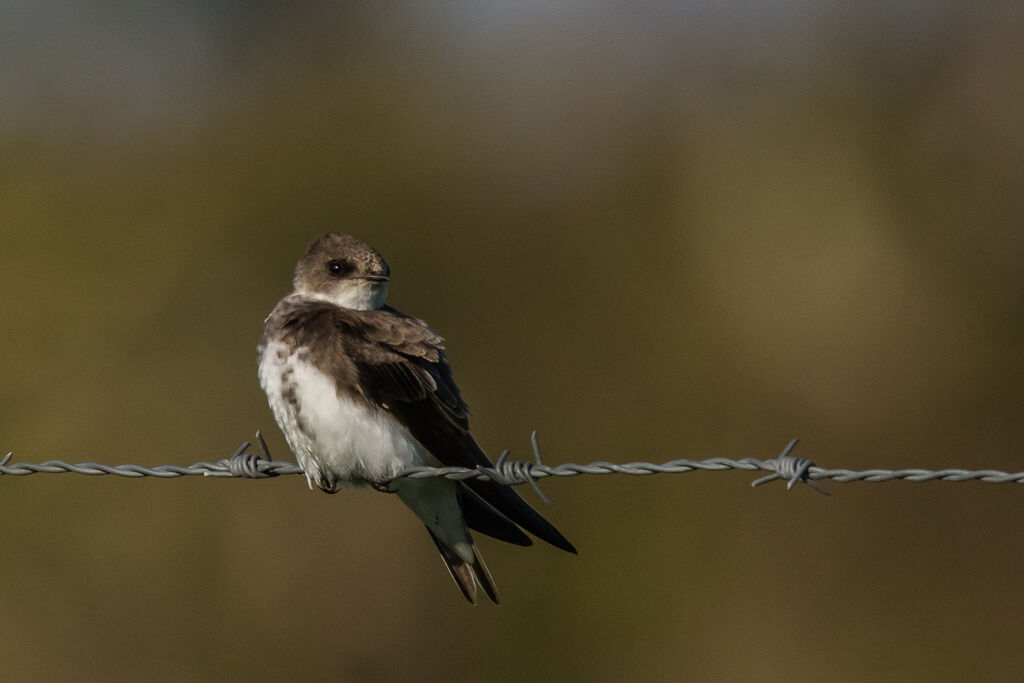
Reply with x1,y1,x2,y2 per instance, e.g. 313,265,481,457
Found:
293,232,390,310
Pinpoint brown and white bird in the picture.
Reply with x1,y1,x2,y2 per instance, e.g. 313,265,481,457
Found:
257,232,575,604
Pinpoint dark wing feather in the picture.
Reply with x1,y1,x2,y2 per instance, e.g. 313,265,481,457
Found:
458,486,532,547
339,306,576,554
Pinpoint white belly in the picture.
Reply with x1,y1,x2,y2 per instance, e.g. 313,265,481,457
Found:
258,340,435,490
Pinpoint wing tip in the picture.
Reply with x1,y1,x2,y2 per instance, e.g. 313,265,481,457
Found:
464,479,578,550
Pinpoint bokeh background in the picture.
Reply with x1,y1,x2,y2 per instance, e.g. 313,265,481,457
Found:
3,2,1024,681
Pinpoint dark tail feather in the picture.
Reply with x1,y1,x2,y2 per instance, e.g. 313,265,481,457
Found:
465,479,577,554
469,543,500,605
459,486,533,547
426,529,500,605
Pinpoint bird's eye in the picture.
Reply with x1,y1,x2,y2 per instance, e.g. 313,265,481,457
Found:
327,259,351,277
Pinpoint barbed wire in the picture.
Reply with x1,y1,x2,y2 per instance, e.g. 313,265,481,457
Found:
2,433,1023,495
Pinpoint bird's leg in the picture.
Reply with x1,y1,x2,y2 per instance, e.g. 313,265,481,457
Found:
371,480,396,494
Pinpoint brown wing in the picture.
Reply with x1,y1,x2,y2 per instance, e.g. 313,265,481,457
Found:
336,306,474,446
338,305,576,554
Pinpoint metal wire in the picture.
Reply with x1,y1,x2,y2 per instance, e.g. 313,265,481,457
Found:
2,435,1023,493
0,440,302,479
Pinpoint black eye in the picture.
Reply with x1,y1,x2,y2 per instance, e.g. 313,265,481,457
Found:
327,259,351,277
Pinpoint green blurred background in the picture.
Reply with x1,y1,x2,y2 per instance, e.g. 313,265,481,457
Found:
2,2,1024,681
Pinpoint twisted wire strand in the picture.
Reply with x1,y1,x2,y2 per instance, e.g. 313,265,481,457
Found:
2,436,1023,492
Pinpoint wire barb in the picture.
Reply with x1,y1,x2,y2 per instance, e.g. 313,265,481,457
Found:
213,432,294,479
487,430,552,503
750,439,831,495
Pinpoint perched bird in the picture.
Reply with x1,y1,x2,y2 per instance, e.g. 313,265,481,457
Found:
258,232,575,604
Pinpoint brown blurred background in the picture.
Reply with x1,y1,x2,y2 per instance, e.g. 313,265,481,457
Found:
2,2,1024,681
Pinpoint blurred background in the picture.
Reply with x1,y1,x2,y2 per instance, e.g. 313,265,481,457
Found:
2,1,1024,680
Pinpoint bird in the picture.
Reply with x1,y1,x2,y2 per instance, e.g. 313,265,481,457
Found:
257,232,575,604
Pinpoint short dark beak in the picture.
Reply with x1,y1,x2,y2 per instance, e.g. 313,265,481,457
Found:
364,274,389,283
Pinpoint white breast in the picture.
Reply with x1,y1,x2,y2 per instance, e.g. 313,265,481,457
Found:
258,340,435,490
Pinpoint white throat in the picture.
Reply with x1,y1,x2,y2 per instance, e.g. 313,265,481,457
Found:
308,280,388,310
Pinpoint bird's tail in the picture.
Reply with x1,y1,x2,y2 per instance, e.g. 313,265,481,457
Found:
427,529,499,605
395,477,501,604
